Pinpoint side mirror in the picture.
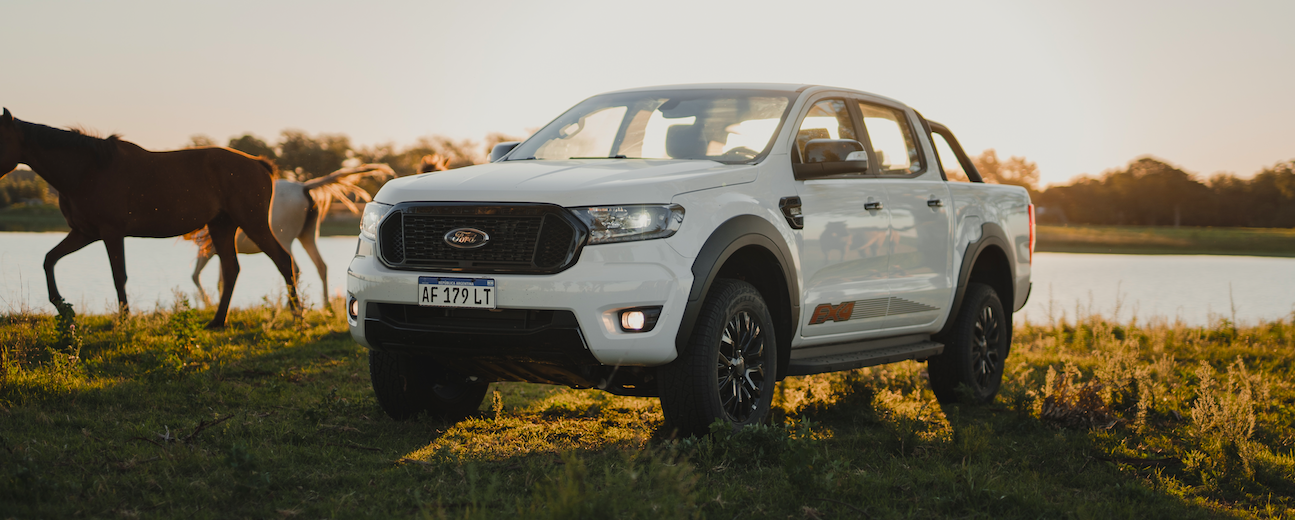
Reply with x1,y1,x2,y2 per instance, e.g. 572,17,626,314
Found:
490,141,521,162
793,139,869,178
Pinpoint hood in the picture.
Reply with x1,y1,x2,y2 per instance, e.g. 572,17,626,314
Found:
374,159,757,207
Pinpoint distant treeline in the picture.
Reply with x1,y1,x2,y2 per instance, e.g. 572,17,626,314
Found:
186,129,523,180
947,150,1295,228
1029,158,1295,228
0,170,58,208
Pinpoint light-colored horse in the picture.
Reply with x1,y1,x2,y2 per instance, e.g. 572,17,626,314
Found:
189,163,393,306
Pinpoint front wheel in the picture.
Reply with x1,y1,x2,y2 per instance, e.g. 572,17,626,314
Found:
659,279,777,437
369,350,489,421
928,282,1009,404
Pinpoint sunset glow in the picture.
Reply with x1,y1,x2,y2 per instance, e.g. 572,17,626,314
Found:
2,0,1292,186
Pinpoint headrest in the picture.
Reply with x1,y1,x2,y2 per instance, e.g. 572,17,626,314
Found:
665,124,706,159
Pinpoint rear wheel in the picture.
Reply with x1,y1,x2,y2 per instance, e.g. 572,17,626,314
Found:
368,350,489,421
928,282,1008,404
659,279,777,437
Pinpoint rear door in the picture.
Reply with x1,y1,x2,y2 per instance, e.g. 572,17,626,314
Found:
852,101,954,329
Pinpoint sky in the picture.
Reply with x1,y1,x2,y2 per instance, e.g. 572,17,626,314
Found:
3,0,1292,187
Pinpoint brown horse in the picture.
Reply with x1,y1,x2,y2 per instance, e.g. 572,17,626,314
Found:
0,108,298,328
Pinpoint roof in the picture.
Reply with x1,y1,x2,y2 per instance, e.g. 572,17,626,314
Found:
604,83,811,94
599,83,908,108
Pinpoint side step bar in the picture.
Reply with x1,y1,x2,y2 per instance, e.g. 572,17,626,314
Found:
785,340,944,377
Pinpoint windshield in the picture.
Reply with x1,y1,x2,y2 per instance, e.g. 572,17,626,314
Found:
508,89,795,164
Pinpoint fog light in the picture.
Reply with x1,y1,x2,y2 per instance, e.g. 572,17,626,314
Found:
348,297,359,319
622,311,646,330
617,307,662,333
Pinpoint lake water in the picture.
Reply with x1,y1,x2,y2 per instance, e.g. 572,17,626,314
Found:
1,232,1293,325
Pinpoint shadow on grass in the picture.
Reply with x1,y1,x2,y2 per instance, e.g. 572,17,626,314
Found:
3,304,1288,518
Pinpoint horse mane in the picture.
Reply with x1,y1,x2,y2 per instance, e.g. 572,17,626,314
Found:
16,119,120,167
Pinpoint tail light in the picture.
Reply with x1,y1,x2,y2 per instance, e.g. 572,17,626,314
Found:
1028,203,1036,264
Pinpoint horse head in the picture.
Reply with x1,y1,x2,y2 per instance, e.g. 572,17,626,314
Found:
0,108,20,176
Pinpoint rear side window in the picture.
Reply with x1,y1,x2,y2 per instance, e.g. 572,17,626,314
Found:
931,132,971,182
857,102,923,175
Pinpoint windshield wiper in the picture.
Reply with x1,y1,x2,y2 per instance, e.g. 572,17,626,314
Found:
570,155,636,159
508,156,538,160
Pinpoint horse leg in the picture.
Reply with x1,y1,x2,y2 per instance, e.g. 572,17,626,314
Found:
102,235,130,315
43,229,98,310
205,218,240,329
297,224,328,306
192,248,214,307
241,224,300,316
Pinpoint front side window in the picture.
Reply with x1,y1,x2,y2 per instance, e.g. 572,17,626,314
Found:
510,90,793,164
857,102,923,174
795,99,857,161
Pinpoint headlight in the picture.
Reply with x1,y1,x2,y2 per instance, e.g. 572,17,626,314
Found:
360,202,393,241
569,204,684,244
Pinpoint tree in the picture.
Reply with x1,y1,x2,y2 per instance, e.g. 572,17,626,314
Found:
186,134,218,149
277,130,352,180
353,136,484,176
227,133,277,160
1034,157,1212,227
972,149,1040,192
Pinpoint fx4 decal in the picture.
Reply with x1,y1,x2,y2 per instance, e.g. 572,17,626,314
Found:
809,302,855,325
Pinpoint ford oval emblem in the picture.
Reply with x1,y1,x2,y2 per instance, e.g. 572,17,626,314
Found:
444,228,490,249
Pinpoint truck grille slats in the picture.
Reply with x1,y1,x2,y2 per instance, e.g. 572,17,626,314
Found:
377,203,585,274
404,215,541,263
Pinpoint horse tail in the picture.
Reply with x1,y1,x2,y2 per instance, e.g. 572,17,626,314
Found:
182,227,215,257
301,185,322,236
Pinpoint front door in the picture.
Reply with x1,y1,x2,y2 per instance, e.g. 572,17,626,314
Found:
794,98,893,338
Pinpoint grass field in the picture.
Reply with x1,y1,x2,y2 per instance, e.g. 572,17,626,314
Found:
1037,225,1295,257
3,298,1294,518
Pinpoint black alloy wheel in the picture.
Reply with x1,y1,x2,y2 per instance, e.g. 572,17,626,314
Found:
659,279,778,437
971,302,1003,390
928,282,1009,404
717,309,768,422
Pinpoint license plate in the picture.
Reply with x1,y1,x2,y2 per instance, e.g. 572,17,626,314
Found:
416,277,496,309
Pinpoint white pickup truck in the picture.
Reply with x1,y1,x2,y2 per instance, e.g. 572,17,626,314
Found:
346,83,1034,436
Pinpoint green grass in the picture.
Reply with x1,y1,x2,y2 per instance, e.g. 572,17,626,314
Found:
1038,224,1295,257
3,298,1295,518
319,214,360,237
0,204,69,232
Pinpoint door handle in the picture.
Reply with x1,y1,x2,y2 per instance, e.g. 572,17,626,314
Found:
927,199,943,207
864,201,883,211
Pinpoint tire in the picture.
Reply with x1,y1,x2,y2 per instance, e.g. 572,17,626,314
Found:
659,279,778,437
928,282,1009,404
368,350,489,421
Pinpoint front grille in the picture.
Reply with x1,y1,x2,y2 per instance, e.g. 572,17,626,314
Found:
405,215,541,263
378,203,586,274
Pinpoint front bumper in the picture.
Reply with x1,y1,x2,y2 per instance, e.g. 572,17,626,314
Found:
347,235,694,372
